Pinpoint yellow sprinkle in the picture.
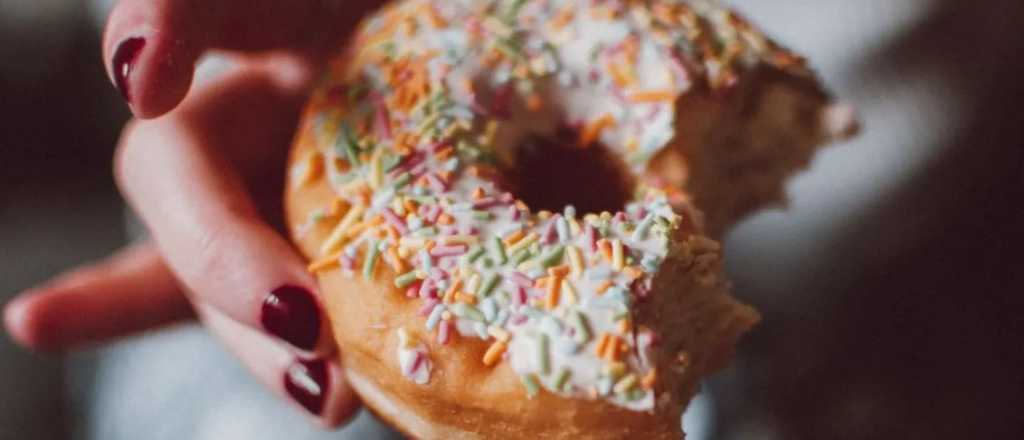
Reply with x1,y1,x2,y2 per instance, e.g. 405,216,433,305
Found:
567,246,584,280
463,272,480,295
617,319,632,334
482,340,507,366
579,113,614,147
307,251,342,273
568,218,581,235
397,327,417,349
488,326,511,343
602,362,627,379
507,232,539,255
561,278,578,305
440,235,479,245
443,278,463,304
595,333,612,358
503,230,525,246
320,204,366,256
611,240,624,271
368,148,384,189
641,368,658,390
628,89,676,103
613,374,638,395
399,236,428,249
386,247,407,273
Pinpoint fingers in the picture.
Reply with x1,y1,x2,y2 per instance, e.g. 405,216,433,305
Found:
102,0,384,117
196,302,359,427
114,68,332,356
3,243,193,351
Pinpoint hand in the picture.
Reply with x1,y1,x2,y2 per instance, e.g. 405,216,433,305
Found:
4,0,382,427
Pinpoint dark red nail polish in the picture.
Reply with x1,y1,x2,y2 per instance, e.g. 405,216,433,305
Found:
261,285,321,351
284,358,329,416
111,37,145,103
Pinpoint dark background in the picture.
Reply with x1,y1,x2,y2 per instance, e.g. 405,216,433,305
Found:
1,1,1021,439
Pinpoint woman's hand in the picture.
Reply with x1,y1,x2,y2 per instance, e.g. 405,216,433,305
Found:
4,0,382,427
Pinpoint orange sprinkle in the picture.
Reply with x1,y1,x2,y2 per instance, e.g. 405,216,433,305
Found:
327,198,347,217
623,266,643,281
595,280,613,295
526,94,543,111
503,230,525,246
579,113,614,147
403,199,418,214
595,333,612,357
455,291,478,305
386,247,407,273
597,239,613,262
605,336,623,361
534,276,550,289
608,61,635,89
472,187,486,200
629,90,677,103
435,146,455,160
443,278,462,304
307,251,341,273
550,7,575,29
437,213,455,225
641,368,658,390
482,340,508,366
547,265,571,278
423,4,447,28
617,319,632,334
546,275,563,309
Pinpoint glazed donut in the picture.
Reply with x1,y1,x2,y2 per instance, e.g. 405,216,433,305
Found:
285,1,855,438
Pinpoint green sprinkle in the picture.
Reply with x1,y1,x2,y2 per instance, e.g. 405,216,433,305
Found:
521,374,540,399
464,245,486,264
490,236,508,264
413,226,438,237
362,241,380,280
381,152,401,171
511,248,532,265
494,37,525,61
504,0,528,23
451,303,484,322
552,367,572,392
392,172,411,189
394,271,419,288
536,333,551,375
339,124,361,166
538,245,565,268
571,312,592,344
471,210,493,220
479,273,501,298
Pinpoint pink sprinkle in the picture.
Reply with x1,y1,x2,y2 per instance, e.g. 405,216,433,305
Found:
409,351,425,374
375,100,392,140
542,220,558,245
340,255,356,270
429,267,448,281
635,207,647,220
440,225,459,235
419,279,437,299
512,286,528,306
430,244,468,257
509,205,521,221
382,208,408,235
406,285,419,298
391,151,425,175
614,212,627,222
585,225,598,251
507,272,534,289
473,197,500,209
461,225,479,235
418,299,440,316
499,192,514,203
437,320,452,345
510,314,529,326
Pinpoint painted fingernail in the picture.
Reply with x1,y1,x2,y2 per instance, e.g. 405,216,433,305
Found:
261,285,321,351
111,37,145,103
284,358,328,416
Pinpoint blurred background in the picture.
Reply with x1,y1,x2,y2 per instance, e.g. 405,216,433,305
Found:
1,0,1021,439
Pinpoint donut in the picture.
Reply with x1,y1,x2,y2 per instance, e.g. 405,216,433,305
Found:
285,1,855,438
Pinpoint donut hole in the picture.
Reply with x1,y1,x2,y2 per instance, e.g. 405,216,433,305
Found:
507,128,636,216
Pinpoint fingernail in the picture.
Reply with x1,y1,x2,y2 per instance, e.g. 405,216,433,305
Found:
261,285,321,351
111,37,146,103
284,358,328,416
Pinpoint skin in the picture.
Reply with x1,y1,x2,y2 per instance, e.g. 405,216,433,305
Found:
3,0,383,429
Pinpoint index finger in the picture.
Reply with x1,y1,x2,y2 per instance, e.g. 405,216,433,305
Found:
102,0,384,118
